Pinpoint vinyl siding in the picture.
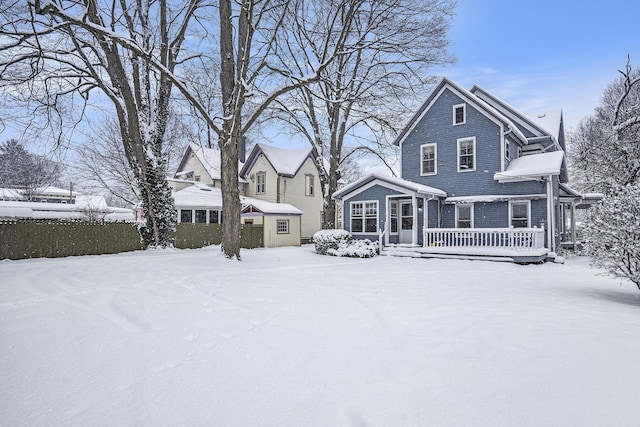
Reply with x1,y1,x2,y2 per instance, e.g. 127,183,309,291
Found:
342,185,404,238
401,87,546,197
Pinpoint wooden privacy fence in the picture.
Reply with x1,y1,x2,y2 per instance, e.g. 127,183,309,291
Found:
0,220,263,260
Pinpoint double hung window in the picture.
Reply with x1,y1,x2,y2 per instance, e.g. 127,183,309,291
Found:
453,103,466,125
456,204,473,228
458,137,476,171
351,201,378,233
420,144,437,175
510,201,530,228
256,172,266,194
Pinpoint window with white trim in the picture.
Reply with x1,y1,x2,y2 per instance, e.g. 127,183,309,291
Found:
505,140,510,161
256,172,266,194
180,209,193,223
351,201,378,233
420,143,437,175
510,201,530,228
277,219,289,234
195,209,207,223
390,201,398,234
208,210,220,224
456,204,473,228
457,137,476,172
305,174,314,196
453,103,466,125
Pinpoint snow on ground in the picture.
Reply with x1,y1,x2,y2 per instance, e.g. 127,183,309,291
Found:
1,246,639,426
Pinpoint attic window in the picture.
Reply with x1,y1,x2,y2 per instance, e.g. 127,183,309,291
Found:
256,172,266,194
305,174,314,196
453,103,466,125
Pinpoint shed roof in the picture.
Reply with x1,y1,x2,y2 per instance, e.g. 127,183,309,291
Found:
241,196,302,215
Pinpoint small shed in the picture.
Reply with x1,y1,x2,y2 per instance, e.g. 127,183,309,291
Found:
241,197,303,248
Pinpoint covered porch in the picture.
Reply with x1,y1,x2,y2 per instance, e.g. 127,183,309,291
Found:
557,184,603,250
381,227,548,263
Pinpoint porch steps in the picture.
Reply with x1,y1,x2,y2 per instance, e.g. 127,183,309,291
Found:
381,248,515,262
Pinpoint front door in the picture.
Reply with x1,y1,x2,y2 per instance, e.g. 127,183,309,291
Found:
399,201,413,244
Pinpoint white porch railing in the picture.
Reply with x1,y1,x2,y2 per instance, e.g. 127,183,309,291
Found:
423,227,545,252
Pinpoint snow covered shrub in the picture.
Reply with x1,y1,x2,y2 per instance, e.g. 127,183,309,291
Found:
584,183,640,290
313,230,379,258
327,239,379,258
313,229,352,255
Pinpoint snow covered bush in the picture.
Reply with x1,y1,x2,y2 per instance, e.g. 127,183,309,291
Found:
584,183,640,290
327,239,379,258
313,229,378,258
313,229,352,255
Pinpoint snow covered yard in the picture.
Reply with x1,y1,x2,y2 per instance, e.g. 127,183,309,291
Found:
1,246,639,427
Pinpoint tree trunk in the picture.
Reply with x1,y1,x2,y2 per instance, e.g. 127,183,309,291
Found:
220,135,242,259
218,0,243,259
322,154,341,229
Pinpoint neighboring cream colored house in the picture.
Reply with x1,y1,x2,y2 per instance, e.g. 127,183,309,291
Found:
170,142,324,245
173,142,248,190
240,144,323,242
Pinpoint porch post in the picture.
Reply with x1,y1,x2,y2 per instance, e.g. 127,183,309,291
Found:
571,201,577,250
385,197,390,246
412,195,417,245
546,175,555,252
423,197,428,238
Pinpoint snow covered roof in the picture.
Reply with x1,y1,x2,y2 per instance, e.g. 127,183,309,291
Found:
333,173,447,200
241,196,302,215
494,151,565,183
528,109,562,140
444,194,547,204
240,144,316,178
0,201,135,221
0,186,77,200
172,183,223,209
393,78,529,148
178,143,247,183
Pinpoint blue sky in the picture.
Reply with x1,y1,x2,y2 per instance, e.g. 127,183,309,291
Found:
1,1,638,151
442,0,640,131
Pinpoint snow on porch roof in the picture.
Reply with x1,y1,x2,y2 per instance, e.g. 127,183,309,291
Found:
332,173,447,199
241,196,302,215
494,151,565,183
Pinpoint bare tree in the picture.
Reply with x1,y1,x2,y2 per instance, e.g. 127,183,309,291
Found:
268,0,455,228
0,138,64,200
569,57,640,290
570,57,640,192
170,0,360,258
0,0,202,247
74,113,187,208
1,0,422,258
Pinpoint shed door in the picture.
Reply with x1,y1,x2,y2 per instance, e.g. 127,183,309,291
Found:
399,201,413,244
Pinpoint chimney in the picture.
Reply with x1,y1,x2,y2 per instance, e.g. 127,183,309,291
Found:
239,136,247,163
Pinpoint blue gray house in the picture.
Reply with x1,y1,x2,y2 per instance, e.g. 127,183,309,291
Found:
333,78,600,262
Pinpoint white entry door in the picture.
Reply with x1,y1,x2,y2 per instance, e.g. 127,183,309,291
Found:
399,201,413,244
